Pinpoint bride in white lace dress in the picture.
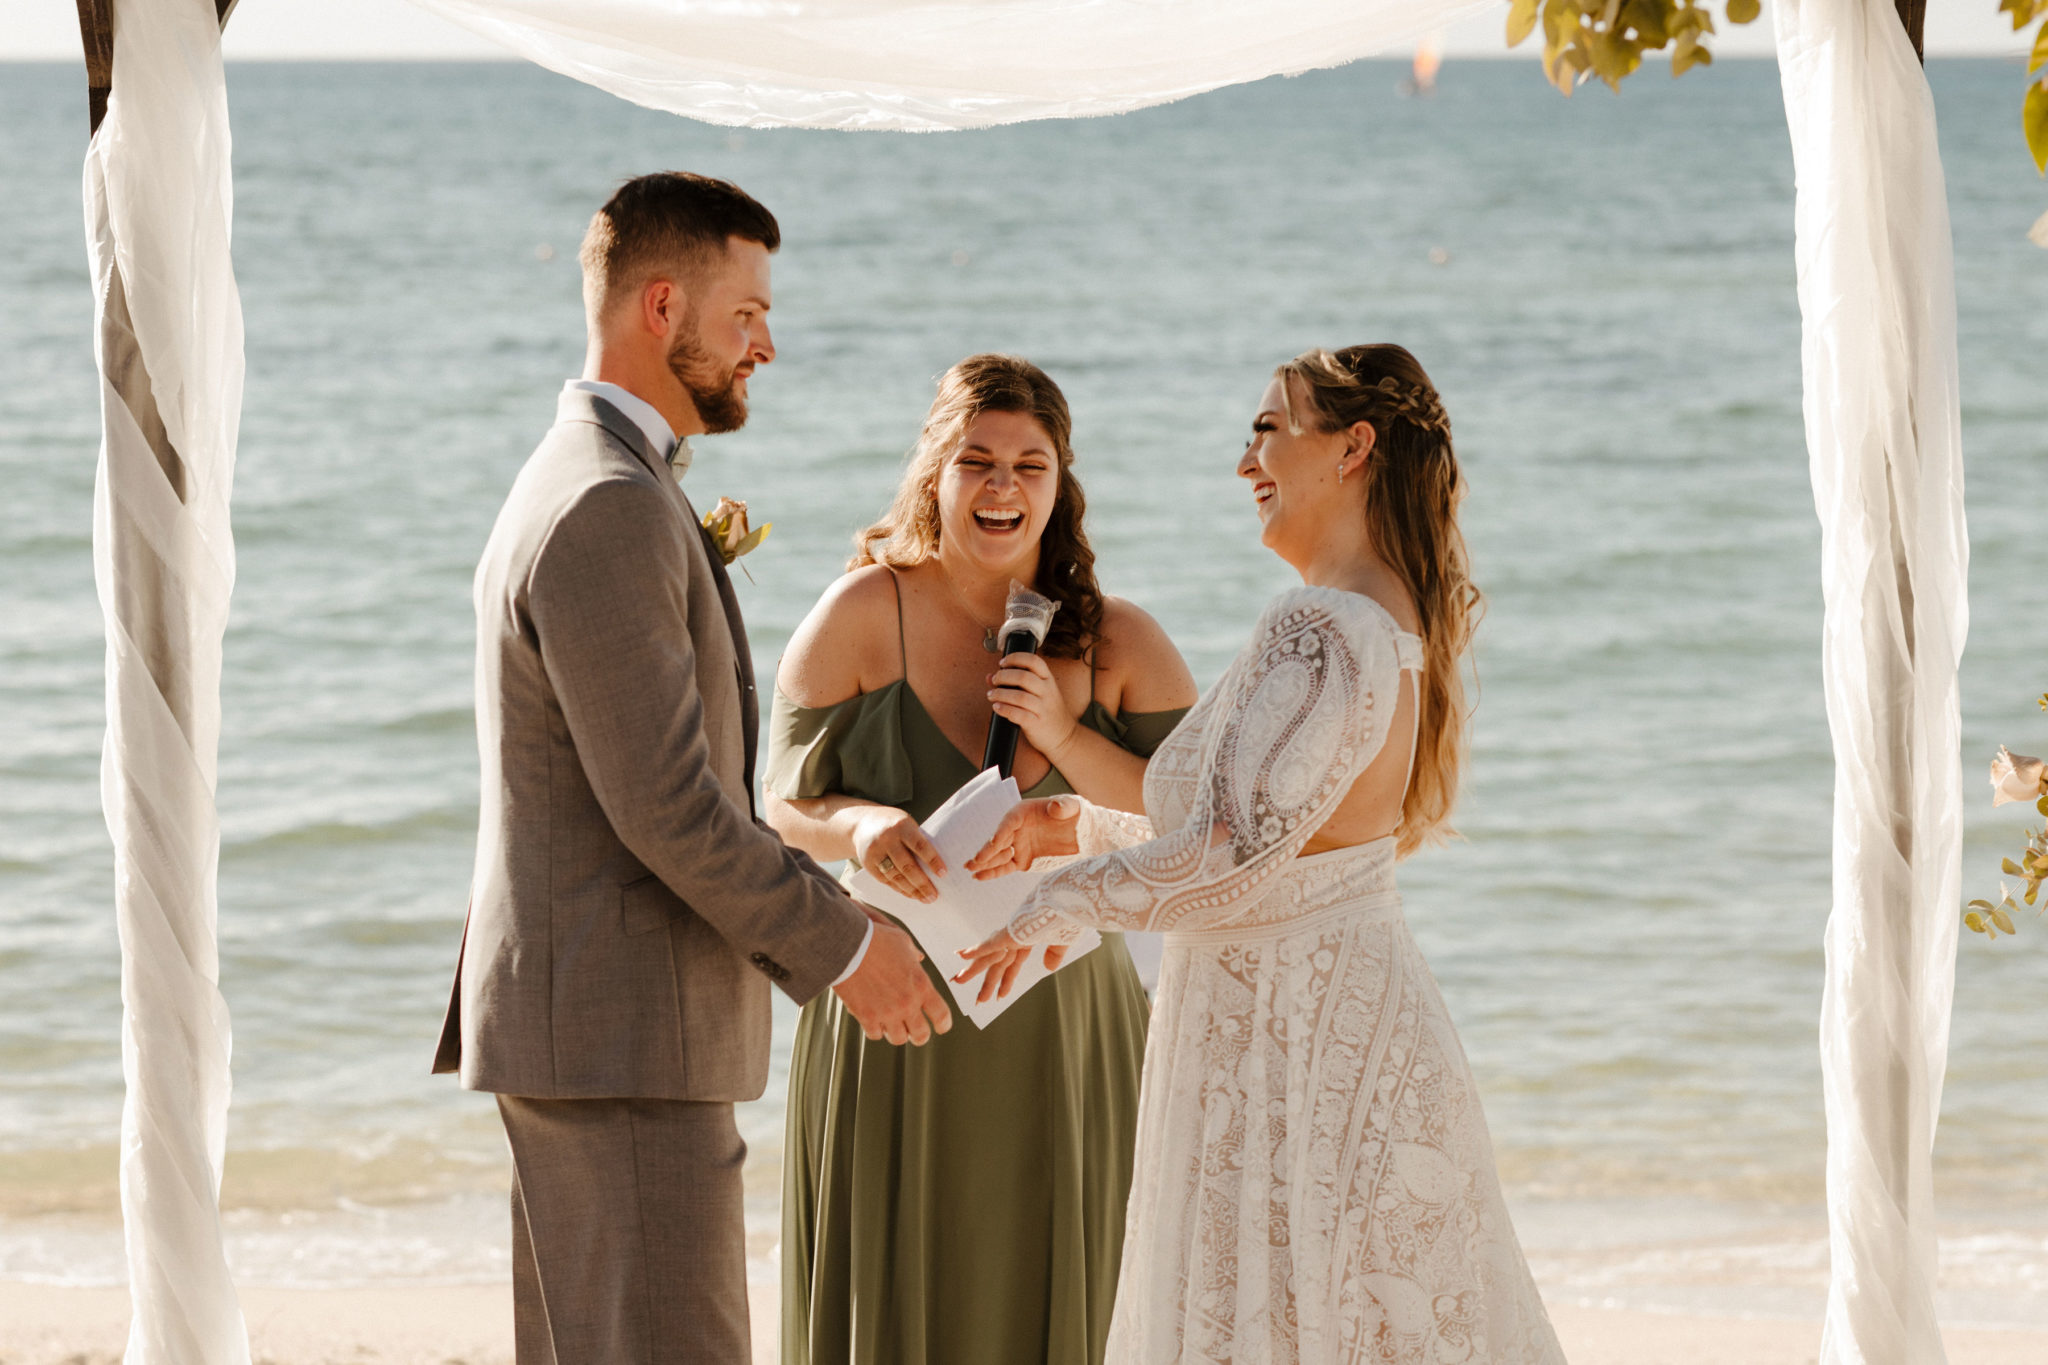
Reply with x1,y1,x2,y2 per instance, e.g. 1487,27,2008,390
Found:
959,346,1565,1365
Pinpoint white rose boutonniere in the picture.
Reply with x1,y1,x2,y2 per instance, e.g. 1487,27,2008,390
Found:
702,497,771,579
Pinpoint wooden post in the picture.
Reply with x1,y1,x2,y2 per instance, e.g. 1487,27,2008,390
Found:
1894,0,1926,61
73,0,111,134
75,0,238,135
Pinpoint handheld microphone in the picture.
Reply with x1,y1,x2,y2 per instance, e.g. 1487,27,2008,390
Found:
980,582,1061,778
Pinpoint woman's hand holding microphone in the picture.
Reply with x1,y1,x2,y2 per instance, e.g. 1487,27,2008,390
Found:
986,652,1078,764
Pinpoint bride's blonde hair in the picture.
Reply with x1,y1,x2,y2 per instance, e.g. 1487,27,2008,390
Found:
1277,345,1482,858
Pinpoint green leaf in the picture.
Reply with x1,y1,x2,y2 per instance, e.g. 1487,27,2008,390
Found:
1586,29,1639,88
1542,0,1577,48
1622,0,1670,47
732,523,772,558
1508,0,1541,47
2004,857,2026,875
1968,898,1996,910
2027,76,2048,176
1993,905,2018,934
1965,910,1989,934
2031,19,2048,74
2037,793,2048,817
1726,0,1761,24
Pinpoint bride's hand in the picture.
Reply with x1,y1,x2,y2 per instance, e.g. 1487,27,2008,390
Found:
850,806,945,903
988,652,1077,760
966,795,1082,880
954,927,1066,1002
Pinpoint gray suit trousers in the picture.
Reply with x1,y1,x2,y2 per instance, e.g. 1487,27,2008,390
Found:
499,1095,750,1364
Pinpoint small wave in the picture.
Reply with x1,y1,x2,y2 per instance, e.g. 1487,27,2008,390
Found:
223,806,476,858
375,706,475,736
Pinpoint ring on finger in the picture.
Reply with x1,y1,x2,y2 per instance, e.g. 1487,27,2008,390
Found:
878,854,896,875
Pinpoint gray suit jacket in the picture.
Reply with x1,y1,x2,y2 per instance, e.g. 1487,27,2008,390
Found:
435,389,867,1101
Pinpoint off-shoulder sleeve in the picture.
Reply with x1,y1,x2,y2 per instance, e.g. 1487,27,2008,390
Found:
763,686,915,807
1010,590,1405,945
1114,706,1188,758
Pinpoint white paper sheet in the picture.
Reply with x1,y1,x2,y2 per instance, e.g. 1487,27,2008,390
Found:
848,768,1097,1029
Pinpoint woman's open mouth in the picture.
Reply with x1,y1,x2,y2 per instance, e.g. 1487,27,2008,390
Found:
1253,481,1276,509
973,508,1025,533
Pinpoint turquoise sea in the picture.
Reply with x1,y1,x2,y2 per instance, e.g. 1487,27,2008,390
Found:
2,56,2045,1322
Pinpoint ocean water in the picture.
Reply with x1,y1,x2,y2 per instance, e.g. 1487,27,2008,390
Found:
3,57,2045,1323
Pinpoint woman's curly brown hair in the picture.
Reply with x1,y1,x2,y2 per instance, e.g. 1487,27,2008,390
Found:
850,354,1103,660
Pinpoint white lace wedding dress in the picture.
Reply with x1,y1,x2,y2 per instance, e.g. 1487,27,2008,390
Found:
1009,586,1565,1365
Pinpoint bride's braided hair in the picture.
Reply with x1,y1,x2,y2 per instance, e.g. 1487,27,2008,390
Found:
1276,345,1482,858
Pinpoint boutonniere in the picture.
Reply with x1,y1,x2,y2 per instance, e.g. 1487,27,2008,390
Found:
703,497,772,580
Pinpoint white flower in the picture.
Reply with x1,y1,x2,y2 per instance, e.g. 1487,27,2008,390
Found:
1989,746,2046,807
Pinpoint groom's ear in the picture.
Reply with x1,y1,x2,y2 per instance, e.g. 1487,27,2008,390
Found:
636,276,690,342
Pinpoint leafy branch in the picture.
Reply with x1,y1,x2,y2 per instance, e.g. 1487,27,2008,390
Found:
1510,0,2047,189
1506,0,1761,94
2000,0,2048,173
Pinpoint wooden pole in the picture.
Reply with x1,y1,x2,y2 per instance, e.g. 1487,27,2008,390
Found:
75,0,238,135
73,0,111,134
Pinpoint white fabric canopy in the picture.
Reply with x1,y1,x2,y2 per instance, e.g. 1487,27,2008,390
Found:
86,2,1966,1362
409,0,1494,130
86,0,249,1361
1777,0,1967,1361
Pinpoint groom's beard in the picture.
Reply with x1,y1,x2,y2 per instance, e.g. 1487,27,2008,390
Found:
668,318,749,435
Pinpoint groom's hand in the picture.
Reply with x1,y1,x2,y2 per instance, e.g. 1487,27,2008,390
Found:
832,921,952,1046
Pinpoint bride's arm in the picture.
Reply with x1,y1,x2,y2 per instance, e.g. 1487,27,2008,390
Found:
1007,591,1401,945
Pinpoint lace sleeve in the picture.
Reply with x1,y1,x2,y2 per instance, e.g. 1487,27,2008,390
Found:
1010,590,1403,945
1073,801,1153,855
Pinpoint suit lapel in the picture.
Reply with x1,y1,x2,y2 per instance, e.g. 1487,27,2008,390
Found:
678,491,761,812
565,392,761,812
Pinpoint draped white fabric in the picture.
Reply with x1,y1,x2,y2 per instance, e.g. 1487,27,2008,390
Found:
406,0,1495,130
84,0,1970,1358
85,0,250,1360
1776,2,1968,1361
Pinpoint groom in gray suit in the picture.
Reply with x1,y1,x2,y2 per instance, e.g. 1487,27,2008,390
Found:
436,172,950,1364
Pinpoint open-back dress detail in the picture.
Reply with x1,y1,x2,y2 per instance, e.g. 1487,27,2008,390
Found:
1008,586,1566,1365
767,579,1189,1365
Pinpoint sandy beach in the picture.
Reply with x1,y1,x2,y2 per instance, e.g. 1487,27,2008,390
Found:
4,1280,2045,1365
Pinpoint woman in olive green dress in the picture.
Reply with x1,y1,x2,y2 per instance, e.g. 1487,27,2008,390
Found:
764,354,1197,1365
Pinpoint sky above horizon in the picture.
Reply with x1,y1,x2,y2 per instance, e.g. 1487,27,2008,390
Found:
3,0,2035,62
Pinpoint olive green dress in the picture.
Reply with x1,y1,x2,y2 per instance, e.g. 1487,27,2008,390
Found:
769,655,1186,1365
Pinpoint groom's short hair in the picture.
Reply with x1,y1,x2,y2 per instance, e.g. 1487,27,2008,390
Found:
580,172,781,322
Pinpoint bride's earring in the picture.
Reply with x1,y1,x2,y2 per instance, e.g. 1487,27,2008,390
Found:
1336,463,1347,484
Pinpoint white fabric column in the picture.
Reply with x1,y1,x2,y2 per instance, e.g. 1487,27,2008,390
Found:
409,0,1493,130
1776,3,1968,1362
83,0,250,1360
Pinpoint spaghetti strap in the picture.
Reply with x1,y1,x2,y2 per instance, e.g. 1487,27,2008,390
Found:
886,569,908,679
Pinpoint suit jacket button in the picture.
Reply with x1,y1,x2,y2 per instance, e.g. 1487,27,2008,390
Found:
749,952,788,982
